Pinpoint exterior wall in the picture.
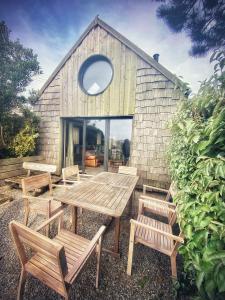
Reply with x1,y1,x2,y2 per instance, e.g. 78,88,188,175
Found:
60,25,137,117
34,23,184,184
130,59,183,188
33,74,61,165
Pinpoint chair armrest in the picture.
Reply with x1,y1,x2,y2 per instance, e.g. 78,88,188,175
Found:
65,225,106,283
36,209,64,232
139,195,176,207
139,198,176,213
143,184,169,194
131,219,184,243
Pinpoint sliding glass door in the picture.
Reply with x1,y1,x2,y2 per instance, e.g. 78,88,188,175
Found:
63,117,133,173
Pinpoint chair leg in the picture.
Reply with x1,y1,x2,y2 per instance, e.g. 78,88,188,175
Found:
96,236,102,289
24,207,29,226
170,254,177,279
17,269,27,300
127,222,135,276
46,209,50,237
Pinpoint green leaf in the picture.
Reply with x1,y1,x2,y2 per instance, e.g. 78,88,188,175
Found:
216,269,225,292
207,251,225,261
196,272,205,290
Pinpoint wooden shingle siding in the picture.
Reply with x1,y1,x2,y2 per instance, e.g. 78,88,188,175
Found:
33,75,61,165
130,58,183,188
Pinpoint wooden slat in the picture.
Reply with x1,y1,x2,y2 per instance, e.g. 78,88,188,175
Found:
23,162,57,173
0,169,25,180
0,155,43,166
22,173,51,193
54,172,138,217
25,262,66,297
135,215,174,255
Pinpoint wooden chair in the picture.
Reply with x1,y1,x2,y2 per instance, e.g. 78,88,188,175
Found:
22,173,64,235
143,183,173,202
139,196,177,225
9,210,106,300
118,166,137,215
127,202,184,278
62,165,93,185
118,166,137,176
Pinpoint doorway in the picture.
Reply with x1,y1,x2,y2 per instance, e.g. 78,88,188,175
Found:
61,117,133,173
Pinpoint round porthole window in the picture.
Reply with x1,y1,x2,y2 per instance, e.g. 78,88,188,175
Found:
78,55,113,96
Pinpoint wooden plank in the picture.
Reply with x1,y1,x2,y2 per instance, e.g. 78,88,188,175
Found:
0,155,43,166
0,169,25,180
23,162,57,173
0,163,23,172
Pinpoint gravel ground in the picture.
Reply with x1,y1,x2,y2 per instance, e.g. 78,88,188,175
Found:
0,185,185,300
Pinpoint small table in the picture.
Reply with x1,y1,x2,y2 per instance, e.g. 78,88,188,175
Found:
54,172,138,256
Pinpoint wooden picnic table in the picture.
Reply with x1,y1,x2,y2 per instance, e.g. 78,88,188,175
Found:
54,171,139,256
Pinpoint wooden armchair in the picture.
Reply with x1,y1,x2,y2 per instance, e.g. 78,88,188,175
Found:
62,165,93,185
22,173,65,235
138,196,177,225
143,183,173,202
127,204,184,278
9,210,106,300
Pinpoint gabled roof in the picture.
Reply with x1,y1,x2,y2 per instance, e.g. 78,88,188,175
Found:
40,16,177,95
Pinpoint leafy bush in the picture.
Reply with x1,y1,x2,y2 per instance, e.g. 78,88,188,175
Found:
9,109,39,157
168,51,225,299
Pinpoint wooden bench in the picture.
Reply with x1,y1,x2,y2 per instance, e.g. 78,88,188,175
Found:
5,161,60,187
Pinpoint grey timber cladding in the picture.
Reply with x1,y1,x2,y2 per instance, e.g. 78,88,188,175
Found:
60,26,137,117
33,75,60,165
130,58,182,187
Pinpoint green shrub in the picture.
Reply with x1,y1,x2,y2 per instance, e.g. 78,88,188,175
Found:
168,51,225,299
9,109,39,157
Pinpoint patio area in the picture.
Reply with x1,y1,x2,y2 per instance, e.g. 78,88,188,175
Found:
0,183,182,300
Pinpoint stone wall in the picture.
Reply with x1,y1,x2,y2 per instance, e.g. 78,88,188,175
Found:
130,60,183,188
33,74,61,167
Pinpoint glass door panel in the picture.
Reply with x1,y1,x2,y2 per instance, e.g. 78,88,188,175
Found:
85,119,105,169
108,119,132,171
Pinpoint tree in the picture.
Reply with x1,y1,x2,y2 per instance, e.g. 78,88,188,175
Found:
0,21,41,155
155,0,225,57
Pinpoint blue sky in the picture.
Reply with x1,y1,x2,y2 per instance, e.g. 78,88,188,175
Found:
1,0,213,94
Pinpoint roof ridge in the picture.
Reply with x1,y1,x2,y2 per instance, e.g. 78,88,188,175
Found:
39,16,178,95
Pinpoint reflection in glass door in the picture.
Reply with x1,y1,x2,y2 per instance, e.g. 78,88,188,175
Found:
85,119,105,169
108,119,133,171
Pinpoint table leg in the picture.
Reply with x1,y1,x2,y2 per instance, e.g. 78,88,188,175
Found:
71,206,78,234
114,217,120,254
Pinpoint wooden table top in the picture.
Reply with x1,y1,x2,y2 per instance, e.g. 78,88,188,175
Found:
54,172,139,217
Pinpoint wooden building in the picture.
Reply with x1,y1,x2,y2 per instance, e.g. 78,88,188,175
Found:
34,16,184,187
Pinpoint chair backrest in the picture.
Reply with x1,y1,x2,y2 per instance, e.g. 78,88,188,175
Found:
23,162,57,174
21,173,52,195
9,220,68,295
62,165,80,181
118,166,137,176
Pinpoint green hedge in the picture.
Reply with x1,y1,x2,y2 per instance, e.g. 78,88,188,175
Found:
168,51,225,299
